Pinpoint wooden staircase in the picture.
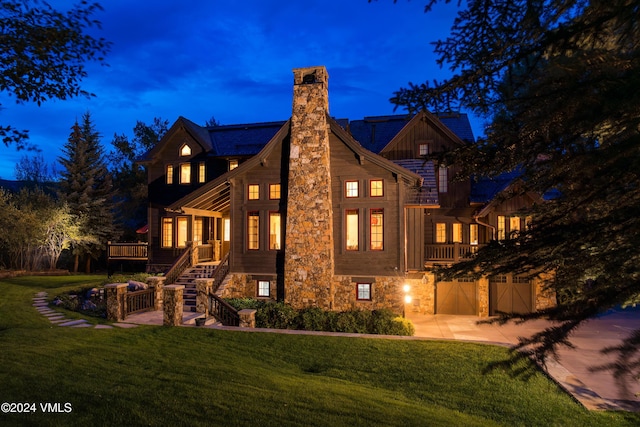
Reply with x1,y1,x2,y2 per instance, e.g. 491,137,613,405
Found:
173,264,218,312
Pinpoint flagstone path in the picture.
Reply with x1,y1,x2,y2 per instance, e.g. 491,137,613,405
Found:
32,292,138,329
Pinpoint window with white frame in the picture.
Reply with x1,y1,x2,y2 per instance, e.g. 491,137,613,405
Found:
345,181,359,198
357,283,372,301
419,143,430,156
257,280,270,297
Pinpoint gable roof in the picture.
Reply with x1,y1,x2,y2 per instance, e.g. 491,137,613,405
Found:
138,116,212,164
348,111,475,154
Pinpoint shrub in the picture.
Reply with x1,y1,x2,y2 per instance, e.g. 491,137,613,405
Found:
255,301,297,329
297,307,327,331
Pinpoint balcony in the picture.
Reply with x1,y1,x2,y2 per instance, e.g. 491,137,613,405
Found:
107,242,148,261
425,243,484,263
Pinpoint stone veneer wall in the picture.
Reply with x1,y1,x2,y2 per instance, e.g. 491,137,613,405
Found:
283,66,335,310
332,276,404,313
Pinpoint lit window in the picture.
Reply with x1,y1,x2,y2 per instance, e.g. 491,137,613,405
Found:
198,162,205,183
269,212,281,250
162,218,173,248
223,218,230,242
419,143,429,156
370,180,383,197
180,163,191,184
180,144,192,156
248,184,260,200
345,181,359,198
269,184,281,200
436,223,446,243
166,165,173,184
438,166,448,193
229,159,239,170
510,217,521,237
452,223,462,243
177,217,188,248
346,209,359,251
194,218,203,244
370,209,383,250
470,224,479,245
357,283,371,301
248,212,259,250
497,216,506,240
257,280,270,297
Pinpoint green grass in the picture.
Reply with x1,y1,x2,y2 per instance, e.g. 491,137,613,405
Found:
1,276,639,426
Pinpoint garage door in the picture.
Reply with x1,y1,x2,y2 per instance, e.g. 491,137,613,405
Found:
436,280,477,315
490,275,533,315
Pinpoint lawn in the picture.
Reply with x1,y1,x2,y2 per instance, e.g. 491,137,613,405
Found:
1,275,639,426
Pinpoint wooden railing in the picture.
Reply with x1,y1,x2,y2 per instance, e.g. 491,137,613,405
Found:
425,243,484,262
164,246,192,285
197,244,213,262
107,242,148,260
126,288,155,315
208,293,240,326
211,252,230,293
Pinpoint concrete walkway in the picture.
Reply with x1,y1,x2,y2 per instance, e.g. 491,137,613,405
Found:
34,291,640,412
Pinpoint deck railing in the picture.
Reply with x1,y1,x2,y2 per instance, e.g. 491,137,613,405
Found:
107,242,148,260
425,243,484,262
211,252,230,293
197,244,213,262
125,287,155,315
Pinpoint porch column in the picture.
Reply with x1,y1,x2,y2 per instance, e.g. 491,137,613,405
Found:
163,285,184,326
195,278,213,315
105,283,127,322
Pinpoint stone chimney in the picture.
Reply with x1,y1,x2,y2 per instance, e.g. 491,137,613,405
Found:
284,66,335,309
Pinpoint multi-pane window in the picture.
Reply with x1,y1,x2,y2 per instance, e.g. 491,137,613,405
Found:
510,217,521,237
370,180,383,197
436,223,446,243
248,212,259,250
346,209,359,251
370,209,383,250
345,181,359,198
269,212,281,250
357,283,372,301
269,184,281,200
497,216,506,240
162,218,173,247
229,159,239,170
452,223,462,243
470,224,479,245
180,144,191,156
166,165,174,184
193,218,203,244
180,163,191,184
248,184,260,200
177,217,188,248
438,166,448,193
419,143,429,156
257,280,270,297
198,162,206,183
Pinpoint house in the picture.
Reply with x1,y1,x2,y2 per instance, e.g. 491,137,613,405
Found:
137,65,555,317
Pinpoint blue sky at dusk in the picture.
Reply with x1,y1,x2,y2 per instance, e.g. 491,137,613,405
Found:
0,0,482,179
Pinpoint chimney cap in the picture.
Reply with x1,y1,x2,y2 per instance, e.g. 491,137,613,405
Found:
293,66,328,86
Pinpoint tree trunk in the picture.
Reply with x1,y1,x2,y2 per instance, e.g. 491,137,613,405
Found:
73,253,79,273
85,255,91,274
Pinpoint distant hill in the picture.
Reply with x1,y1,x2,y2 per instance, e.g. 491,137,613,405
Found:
0,179,58,194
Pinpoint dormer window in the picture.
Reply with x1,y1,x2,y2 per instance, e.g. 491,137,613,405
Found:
180,144,191,157
229,159,239,170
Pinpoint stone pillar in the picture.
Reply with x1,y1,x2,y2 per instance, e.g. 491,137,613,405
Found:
188,241,198,266
284,66,335,310
147,276,166,310
163,285,184,326
195,278,213,315
105,283,127,322
238,309,256,328
477,277,489,317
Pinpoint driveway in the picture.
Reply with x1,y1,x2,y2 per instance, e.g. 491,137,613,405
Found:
407,306,640,411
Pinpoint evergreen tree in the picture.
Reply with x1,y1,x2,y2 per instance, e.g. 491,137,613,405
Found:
391,0,640,368
58,111,116,272
109,117,168,239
